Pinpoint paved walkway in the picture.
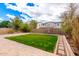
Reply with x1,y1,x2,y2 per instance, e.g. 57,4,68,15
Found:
56,35,66,56
54,35,74,56
0,33,57,56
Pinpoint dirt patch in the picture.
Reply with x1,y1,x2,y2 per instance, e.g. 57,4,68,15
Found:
0,28,15,34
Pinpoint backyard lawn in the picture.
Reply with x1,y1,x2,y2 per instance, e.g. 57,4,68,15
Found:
6,34,58,53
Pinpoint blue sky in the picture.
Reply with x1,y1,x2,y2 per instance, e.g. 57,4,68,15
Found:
0,3,35,22
0,3,21,21
0,3,67,22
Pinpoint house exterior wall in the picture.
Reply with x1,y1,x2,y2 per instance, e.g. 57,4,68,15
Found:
37,22,61,29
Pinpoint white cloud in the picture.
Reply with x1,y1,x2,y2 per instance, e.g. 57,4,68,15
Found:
5,3,23,12
29,3,68,22
20,14,32,22
5,3,37,17
0,18,3,21
5,3,68,22
36,15,52,22
33,14,61,22
0,0,79,3
32,3,68,22
6,14,15,19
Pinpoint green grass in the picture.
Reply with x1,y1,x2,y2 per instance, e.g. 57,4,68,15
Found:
6,34,58,53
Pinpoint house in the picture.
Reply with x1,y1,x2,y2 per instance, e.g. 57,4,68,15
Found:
32,21,63,34
37,21,62,29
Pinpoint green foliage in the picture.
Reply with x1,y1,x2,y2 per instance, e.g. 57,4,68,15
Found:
10,17,22,30
0,17,37,32
6,34,58,52
19,23,30,32
0,21,10,28
29,20,37,31
61,20,72,34
61,4,76,34
61,3,79,51
10,17,35,32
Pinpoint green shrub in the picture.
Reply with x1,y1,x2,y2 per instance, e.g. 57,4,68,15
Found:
10,17,22,30
19,23,30,32
29,20,37,31
0,21,10,28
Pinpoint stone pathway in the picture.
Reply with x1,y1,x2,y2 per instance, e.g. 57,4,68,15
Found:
57,35,66,56
55,35,74,56
0,33,57,56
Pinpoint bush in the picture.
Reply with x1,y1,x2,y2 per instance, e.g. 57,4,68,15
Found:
19,23,30,32
29,20,37,31
7,29,15,33
10,17,22,30
0,21,10,28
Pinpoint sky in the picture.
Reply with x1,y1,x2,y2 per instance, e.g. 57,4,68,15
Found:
0,3,68,22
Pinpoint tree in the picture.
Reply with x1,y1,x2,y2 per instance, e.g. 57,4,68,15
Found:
61,4,77,34
19,23,30,32
60,3,79,54
29,20,37,31
10,17,22,30
0,21,10,28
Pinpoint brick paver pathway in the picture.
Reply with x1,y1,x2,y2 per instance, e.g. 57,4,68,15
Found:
55,35,74,56
57,35,66,56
